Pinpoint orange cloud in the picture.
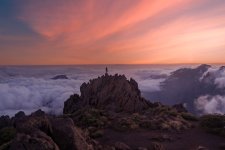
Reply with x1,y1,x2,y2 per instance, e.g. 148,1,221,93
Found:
1,0,225,65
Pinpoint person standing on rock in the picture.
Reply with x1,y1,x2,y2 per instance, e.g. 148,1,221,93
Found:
105,67,108,75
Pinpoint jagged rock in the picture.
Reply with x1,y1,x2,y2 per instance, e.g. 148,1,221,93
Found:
64,94,82,114
14,111,25,118
12,111,26,128
64,74,150,114
50,117,93,150
14,111,52,136
64,74,192,132
8,109,94,150
10,131,59,150
51,75,68,80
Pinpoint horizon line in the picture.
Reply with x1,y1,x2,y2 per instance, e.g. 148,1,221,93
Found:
0,63,225,66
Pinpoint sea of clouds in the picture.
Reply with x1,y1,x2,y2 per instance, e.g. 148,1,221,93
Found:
0,64,225,116
0,77,81,116
0,65,178,116
195,66,225,114
195,95,225,114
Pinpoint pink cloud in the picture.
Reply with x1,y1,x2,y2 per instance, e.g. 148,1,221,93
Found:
3,0,225,64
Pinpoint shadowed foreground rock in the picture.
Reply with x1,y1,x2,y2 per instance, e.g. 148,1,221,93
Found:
6,110,93,150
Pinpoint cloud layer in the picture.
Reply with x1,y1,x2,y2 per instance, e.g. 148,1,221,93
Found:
0,65,176,116
195,95,225,114
194,66,225,114
0,77,83,116
1,64,225,116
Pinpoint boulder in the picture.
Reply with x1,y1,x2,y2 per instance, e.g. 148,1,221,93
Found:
50,117,93,150
14,111,52,136
14,111,25,119
9,109,94,150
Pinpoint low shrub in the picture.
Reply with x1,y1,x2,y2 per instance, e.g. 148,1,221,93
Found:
200,114,225,136
0,127,16,146
181,113,198,121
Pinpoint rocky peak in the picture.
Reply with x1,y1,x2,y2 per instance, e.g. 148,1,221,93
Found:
64,74,150,114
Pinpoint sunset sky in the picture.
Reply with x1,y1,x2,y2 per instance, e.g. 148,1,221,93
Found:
0,0,225,65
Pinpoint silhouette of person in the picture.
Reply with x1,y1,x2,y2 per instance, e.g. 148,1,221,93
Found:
105,67,108,74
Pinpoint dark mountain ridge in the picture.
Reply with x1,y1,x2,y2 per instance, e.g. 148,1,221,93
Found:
146,64,225,113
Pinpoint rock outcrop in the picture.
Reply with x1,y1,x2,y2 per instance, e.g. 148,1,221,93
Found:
64,74,150,114
50,118,93,150
64,74,193,133
4,110,94,150
51,75,68,80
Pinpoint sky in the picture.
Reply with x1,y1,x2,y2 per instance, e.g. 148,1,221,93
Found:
0,0,225,65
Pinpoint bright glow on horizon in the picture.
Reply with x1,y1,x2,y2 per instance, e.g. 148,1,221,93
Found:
0,0,225,65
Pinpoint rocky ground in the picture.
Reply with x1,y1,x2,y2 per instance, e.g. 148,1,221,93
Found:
1,73,225,150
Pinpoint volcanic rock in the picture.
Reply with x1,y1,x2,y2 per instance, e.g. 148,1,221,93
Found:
14,111,25,119
64,94,82,114
64,74,151,114
50,117,93,150
9,109,94,150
